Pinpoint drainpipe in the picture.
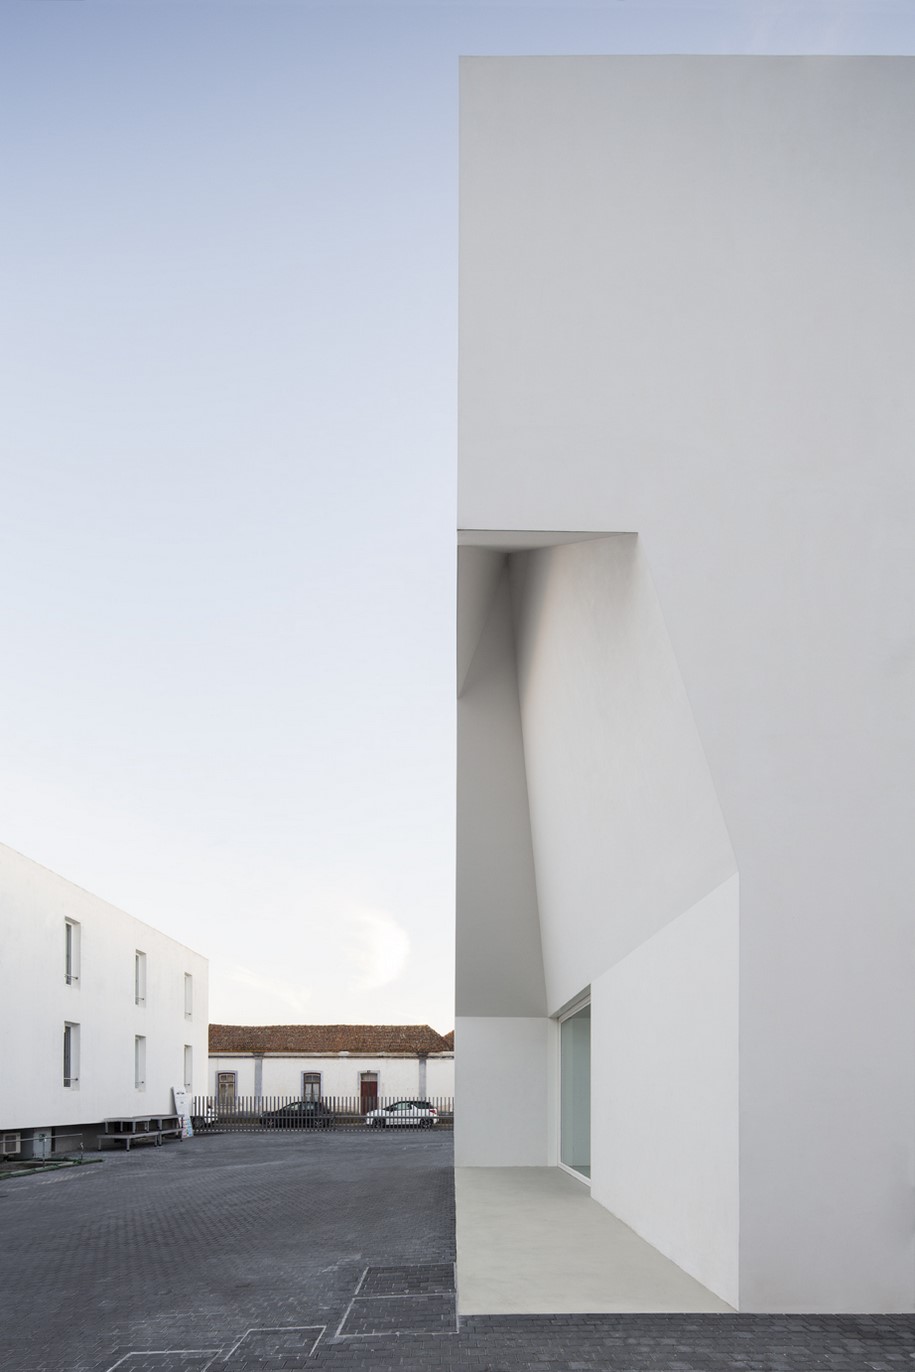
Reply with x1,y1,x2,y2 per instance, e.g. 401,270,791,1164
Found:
253,1053,264,1104
418,1054,427,1098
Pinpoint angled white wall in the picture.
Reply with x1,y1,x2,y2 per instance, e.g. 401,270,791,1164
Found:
458,56,915,1311
511,536,735,1013
511,534,738,1302
591,876,739,1309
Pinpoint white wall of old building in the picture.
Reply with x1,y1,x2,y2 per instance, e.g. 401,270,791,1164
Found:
457,56,915,1312
0,843,208,1135
207,1054,454,1100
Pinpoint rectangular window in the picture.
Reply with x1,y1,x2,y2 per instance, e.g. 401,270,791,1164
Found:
63,1022,80,1087
302,1071,321,1102
184,973,193,1019
217,1071,237,1109
135,950,147,1006
64,919,80,985
135,1035,146,1090
183,1044,193,1092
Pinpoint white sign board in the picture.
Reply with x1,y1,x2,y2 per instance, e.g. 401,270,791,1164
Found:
172,1087,193,1137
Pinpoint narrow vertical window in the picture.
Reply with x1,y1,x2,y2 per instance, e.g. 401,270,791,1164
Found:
135,1035,146,1089
559,1000,591,1181
184,973,193,1019
63,1022,80,1086
183,1044,193,1092
135,950,147,1006
64,919,80,985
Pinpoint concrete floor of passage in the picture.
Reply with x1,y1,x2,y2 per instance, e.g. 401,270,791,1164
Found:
455,1166,733,1315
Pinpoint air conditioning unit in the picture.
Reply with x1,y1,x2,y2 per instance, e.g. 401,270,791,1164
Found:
0,1132,21,1157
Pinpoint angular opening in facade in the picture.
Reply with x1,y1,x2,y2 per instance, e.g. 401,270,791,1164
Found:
456,529,738,1310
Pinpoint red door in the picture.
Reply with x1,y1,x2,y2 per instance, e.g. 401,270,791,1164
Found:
360,1074,378,1113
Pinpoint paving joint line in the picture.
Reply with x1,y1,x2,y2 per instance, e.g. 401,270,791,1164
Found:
106,1352,220,1372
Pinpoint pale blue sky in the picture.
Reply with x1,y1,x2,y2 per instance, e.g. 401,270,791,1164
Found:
2,1,912,1031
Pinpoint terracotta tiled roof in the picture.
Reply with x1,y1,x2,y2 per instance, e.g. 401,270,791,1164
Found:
208,1023,454,1056
441,1030,454,1050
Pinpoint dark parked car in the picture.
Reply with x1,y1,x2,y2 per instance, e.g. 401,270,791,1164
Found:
258,1100,335,1129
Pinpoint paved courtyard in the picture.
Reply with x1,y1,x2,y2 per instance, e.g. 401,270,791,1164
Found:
1,1129,913,1371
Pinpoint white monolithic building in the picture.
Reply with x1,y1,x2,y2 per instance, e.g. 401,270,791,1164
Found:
455,57,915,1314
0,843,209,1157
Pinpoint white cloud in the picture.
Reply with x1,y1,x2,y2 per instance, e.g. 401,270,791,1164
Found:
344,908,411,991
207,905,412,1023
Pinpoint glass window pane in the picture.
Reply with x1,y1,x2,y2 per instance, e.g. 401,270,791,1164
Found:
302,1072,321,1101
560,1003,591,1179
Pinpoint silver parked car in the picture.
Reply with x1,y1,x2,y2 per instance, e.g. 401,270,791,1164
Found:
365,1099,438,1129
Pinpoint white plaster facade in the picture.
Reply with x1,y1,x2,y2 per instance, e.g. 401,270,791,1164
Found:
0,843,208,1149
207,1052,454,1102
456,57,915,1313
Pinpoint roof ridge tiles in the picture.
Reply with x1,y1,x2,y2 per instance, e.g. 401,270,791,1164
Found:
208,1022,455,1055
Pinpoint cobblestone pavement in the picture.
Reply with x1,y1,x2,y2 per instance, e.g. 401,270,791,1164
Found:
1,1130,913,1371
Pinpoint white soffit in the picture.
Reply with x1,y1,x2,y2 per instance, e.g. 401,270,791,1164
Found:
457,531,626,693
458,529,622,550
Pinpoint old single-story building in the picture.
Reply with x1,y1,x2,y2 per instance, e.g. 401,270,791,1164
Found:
208,1023,454,1110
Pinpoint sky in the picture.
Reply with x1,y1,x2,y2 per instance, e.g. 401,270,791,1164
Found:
2,0,913,1034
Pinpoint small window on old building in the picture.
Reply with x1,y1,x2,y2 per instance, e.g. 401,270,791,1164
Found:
302,1072,321,1102
217,1071,237,1108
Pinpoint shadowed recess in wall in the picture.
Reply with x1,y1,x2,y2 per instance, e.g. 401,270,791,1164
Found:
456,529,736,1020
455,529,739,1304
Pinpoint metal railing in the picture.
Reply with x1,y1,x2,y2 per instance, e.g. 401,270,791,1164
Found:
190,1094,454,1132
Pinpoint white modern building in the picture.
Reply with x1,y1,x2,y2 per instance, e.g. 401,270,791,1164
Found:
0,843,208,1156
208,1024,454,1108
456,57,915,1314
